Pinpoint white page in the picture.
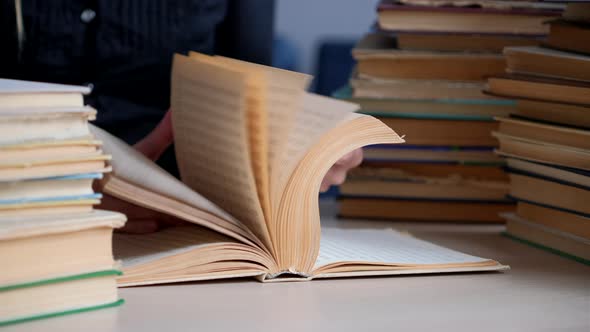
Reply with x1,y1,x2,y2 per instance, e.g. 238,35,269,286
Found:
314,227,490,270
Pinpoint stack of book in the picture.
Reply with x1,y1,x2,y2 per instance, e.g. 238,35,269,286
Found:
486,3,590,263
0,79,126,326
336,0,564,222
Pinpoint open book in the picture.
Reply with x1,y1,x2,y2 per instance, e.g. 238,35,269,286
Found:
92,53,507,286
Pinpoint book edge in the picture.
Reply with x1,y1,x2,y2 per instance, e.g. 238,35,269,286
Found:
0,299,124,327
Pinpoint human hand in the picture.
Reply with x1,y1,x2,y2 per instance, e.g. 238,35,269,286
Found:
118,108,363,231
320,148,363,193
103,111,177,233
133,110,174,161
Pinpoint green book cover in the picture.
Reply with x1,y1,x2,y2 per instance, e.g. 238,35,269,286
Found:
0,270,124,327
0,299,125,327
503,233,590,266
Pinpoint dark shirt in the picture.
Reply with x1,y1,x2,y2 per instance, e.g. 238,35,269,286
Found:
0,0,274,173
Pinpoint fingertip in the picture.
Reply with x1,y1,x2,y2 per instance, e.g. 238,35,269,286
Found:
351,149,364,168
319,180,330,193
333,169,347,186
335,151,354,166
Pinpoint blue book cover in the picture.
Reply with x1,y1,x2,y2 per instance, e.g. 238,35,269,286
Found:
0,173,103,205
0,173,103,183
0,194,102,205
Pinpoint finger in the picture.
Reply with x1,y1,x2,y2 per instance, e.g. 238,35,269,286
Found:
319,179,331,193
320,168,338,193
344,149,363,170
335,149,364,169
321,166,348,191
330,166,348,186
335,150,355,166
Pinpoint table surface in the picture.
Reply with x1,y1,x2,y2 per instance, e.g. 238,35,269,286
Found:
5,200,590,332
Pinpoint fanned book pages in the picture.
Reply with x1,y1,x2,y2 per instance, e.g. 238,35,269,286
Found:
93,53,507,286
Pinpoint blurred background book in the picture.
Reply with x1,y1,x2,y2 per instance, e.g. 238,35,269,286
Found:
332,0,569,222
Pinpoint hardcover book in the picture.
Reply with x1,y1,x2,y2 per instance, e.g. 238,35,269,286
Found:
92,53,508,286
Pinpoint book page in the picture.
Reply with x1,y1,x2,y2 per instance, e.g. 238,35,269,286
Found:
187,53,272,225
272,93,361,202
89,124,239,225
170,54,271,249
212,56,311,172
314,227,491,270
210,56,311,210
114,225,237,268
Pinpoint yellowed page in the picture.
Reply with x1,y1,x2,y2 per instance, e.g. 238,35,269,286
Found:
187,53,272,227
211,55,311,175
171,54,271,250
115,225,275,286
0,150,105,167
272,94,362,266
190,53,312,234
273,113,403,274
114,225,237,268
89,125,235,223
90,125,262,250
0,142,100,163
273,93,361,211
0,158,108,181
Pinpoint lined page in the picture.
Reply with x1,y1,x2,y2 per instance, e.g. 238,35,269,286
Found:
212,56,311,210
89,125,238,225
171,54,270,248
204,55,311,172
114,225,235,268
314,227,490,270
189,53,272,224
273,93,360,200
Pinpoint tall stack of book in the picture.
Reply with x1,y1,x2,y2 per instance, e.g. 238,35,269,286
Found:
336,0,564,222
335,1,563,222
486,3,590,263
0,79,126,326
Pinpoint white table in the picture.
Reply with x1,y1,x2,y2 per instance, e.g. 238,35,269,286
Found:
5,200,590,332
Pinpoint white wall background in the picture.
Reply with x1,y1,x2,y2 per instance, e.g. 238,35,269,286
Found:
274,0,380,75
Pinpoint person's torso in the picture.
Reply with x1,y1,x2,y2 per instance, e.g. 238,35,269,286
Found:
1,0,227,144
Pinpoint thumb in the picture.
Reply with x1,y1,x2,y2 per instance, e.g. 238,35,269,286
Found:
134,110,174,161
